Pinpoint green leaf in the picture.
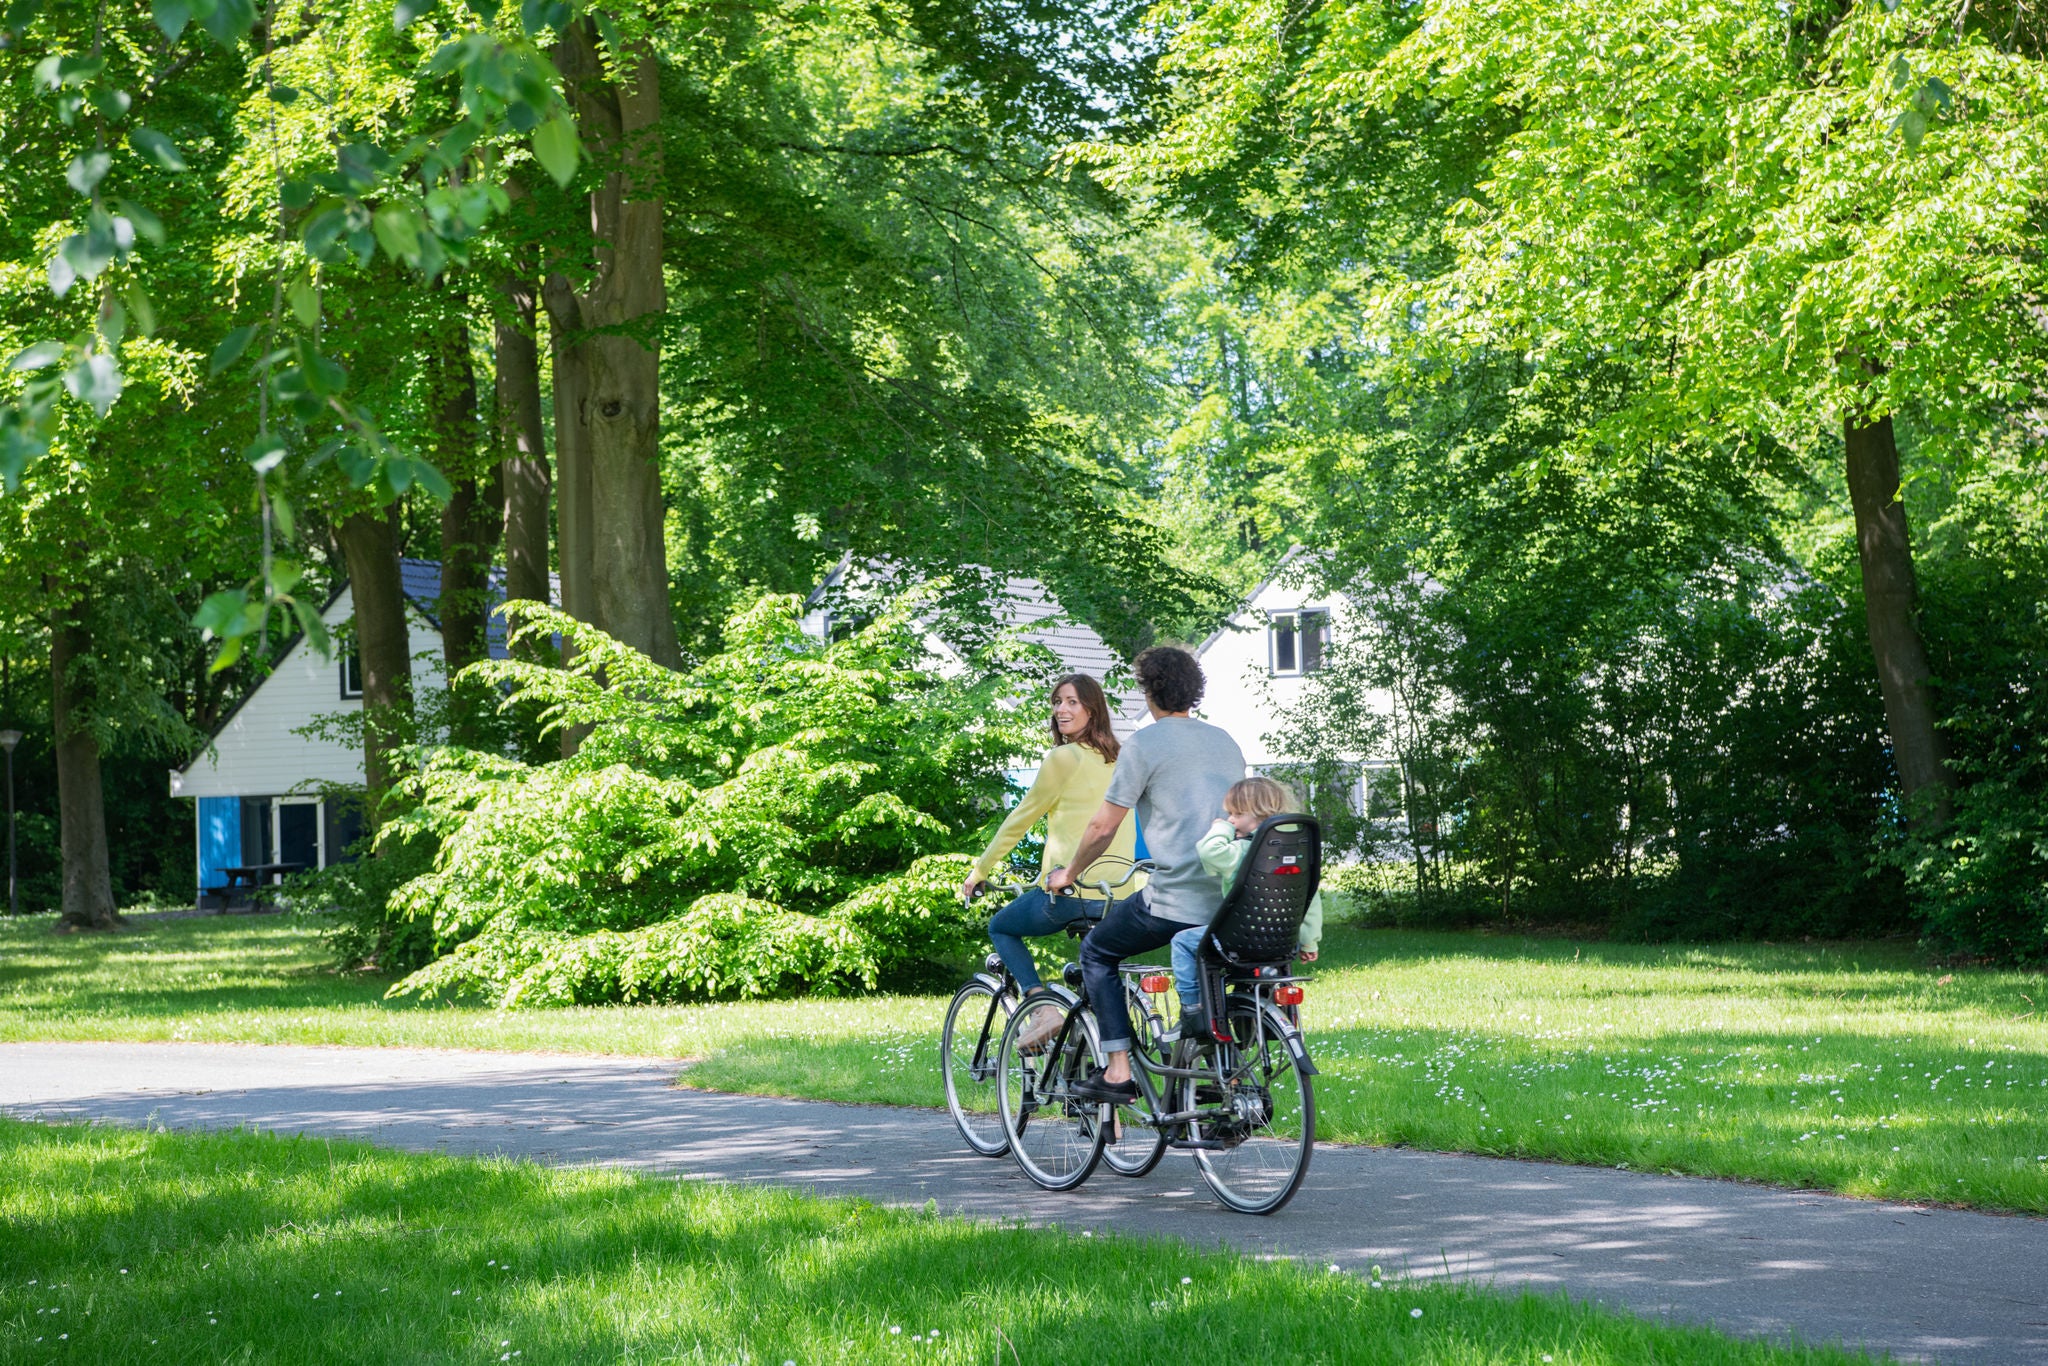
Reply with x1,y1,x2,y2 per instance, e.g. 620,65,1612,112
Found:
130,127,187,172
1896,107,1927,152
532,114,580,188
34,55,105,90
88,87,132,120
152,0,192,39
198,0,257,45
287,273,321,328
114,198,165,246
336,443,378,487
270,490,296,541
394,0,437,29
195,587,248,636
210,324,258,375
266,557,304,596
122,282,158,337
63,352,123,416
243,435,287,474
66,151,112,196
8,341,65,373
268,83,298,105
291,599,332,659
372,204,423,261
413,458,454,503
386,456,416,495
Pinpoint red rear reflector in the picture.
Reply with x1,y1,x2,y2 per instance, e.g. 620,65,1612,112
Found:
1140,974,1171,994
1274,985,1304,1006
1273,865,1302,874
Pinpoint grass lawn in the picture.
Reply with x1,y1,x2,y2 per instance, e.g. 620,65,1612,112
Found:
3,913,2045,1214
0,1118,1876,1365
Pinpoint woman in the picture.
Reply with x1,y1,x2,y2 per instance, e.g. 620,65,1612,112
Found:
962,673,1143,991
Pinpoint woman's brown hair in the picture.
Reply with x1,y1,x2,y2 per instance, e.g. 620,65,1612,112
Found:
1049,673,1120,763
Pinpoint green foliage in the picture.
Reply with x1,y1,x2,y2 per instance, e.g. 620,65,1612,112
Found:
1903,466,2048,963
288,823,439,974
383,594,1032,1006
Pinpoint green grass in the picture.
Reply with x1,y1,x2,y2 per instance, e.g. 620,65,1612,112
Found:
4,913,2045,1213
0,1118,1875,1365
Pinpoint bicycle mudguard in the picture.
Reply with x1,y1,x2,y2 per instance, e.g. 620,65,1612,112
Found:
1278,1025,1319,1076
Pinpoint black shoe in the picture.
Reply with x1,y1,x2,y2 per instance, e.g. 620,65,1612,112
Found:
1176,1008,1209,1040
1069,1065,1139,1105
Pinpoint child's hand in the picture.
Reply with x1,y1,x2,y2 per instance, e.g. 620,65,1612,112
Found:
1296,948,1318,963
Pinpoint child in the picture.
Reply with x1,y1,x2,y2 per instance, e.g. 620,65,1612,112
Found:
1169,775,1322,1037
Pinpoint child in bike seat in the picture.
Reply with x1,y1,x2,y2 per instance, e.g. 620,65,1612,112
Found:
1169,775,1322,1038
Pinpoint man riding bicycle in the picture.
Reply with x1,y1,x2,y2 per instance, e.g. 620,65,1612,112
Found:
1045,645,1245,1105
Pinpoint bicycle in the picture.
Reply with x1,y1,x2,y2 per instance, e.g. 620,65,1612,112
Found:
941,861,1152,1159
995,814,1321,1214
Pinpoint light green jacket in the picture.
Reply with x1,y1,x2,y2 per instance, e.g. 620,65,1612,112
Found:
1194,819,1323,953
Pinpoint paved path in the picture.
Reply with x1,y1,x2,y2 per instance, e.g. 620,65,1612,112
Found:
2,1043,2041,1364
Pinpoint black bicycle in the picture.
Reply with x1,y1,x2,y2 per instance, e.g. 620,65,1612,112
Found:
995,815,1321,1214
941,862,1152,1160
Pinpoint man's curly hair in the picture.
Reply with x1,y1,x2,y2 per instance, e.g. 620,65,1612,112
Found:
1133,645,1205,713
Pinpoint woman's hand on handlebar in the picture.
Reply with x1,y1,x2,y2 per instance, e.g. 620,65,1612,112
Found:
960,871,988,903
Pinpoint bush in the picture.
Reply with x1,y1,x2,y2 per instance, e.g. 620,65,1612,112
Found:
285,826,439,974
381,594,1039,1006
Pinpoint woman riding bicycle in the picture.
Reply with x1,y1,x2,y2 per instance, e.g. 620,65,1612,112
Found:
959,674,1144,992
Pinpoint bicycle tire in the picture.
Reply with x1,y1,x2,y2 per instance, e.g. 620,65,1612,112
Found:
1100,986,1168,1177
998,993,1106,1192
941,977,1012,1157
1186,1000,1314,1215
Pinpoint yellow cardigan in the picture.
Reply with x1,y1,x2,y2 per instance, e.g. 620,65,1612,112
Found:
973,743,1144,901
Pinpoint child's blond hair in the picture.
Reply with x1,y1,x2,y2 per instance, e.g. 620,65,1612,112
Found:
1222,775,1298,821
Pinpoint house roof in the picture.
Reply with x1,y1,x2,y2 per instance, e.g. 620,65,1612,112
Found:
1196,545,1314,658
177,557,541,777
804,557,1148,731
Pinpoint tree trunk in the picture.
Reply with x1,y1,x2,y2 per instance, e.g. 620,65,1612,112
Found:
549,18,680,670
1844,410,1951,829
50,595,121,930
496,271,552,613
434,316,496,664
337,509,413,831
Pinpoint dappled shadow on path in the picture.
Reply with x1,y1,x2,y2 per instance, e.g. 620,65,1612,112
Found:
4,1043,2046,1362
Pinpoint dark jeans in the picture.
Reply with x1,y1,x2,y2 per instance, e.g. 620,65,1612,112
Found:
986,886,1089,991
1079,892,1185,1054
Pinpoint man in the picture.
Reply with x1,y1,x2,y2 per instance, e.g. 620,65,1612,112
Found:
1047,644,1245,1104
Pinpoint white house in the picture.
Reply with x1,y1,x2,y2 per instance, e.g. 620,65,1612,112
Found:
169,559,509,902
1194,548,1395,813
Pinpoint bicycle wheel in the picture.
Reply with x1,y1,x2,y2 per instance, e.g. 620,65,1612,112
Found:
1100,988,1168,1177
941,978,1012,1157
998,993,1106,1192
1187,999,1314,1215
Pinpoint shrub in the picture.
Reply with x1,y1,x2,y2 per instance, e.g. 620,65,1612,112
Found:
382,594,1039,1006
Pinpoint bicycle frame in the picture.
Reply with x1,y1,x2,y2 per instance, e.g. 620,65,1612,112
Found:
1112,969,1317,1142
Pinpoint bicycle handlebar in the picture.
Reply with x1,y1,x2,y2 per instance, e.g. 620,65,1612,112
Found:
964,857,1158,906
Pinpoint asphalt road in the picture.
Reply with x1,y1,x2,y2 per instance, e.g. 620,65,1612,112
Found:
3,1041,2042,1364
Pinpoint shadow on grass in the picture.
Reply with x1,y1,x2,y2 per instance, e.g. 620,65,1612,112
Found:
0,1120,1874,1365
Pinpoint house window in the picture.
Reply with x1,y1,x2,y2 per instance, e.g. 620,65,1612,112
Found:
1269,610,1329,676
340,650,363,699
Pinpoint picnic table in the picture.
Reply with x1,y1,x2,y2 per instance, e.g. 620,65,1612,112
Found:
202,862,307,913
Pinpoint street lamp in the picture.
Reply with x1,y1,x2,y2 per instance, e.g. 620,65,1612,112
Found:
0,729,19,919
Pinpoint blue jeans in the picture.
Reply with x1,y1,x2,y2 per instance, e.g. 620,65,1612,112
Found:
1079,893,1187,1054
1170,925,1205,1013
986,886,1089,991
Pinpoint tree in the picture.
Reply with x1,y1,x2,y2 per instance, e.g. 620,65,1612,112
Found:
1120,0,2048,826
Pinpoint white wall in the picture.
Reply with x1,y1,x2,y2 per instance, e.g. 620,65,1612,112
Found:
171,586,447,800
1196,569,1393,768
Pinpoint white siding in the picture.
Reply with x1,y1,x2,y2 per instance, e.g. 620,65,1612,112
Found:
171,586,447,800
1196,566,1393,768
